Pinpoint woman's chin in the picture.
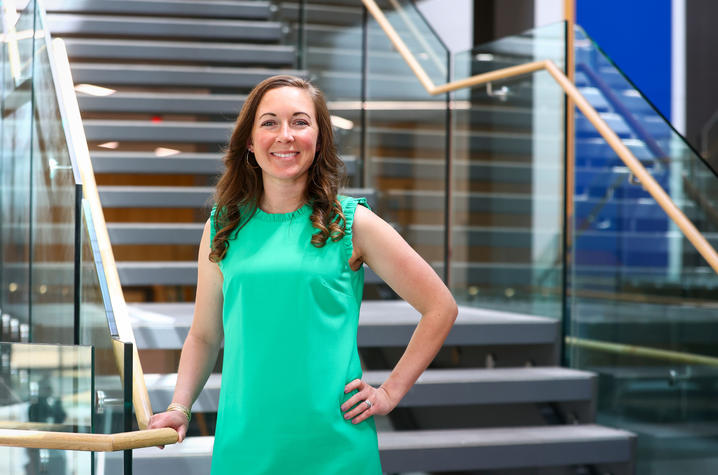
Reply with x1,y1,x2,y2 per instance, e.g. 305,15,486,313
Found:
261,168,309,183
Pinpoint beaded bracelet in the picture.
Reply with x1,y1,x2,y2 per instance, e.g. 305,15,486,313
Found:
167,402,191,423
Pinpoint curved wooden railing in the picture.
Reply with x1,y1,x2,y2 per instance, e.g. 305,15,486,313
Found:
566,336,718,367
362,0,718,275
50,37,153,430
0,428,178,452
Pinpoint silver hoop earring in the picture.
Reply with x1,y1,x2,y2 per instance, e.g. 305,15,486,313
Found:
245,150,259,169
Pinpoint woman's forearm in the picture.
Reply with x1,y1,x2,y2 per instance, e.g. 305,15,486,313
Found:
171,332,222,409
380,304,457,405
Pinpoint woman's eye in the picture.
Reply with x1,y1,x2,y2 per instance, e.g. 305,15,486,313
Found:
294,119,309,126
261,120,276,127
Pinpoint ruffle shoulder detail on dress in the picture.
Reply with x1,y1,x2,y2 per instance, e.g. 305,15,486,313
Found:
340,195,371,259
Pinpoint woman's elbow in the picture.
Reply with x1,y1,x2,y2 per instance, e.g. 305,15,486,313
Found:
446,297,458,324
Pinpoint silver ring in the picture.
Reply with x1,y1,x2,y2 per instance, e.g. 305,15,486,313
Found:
364,400,373,409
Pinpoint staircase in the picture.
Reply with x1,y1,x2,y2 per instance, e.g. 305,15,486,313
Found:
44,0,636,473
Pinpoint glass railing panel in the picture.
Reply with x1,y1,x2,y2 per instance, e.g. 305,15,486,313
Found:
449,23,566,317
364,0,449,281
1,0,36,341
0,341,93,474
289,1,364,186
28,2,79,344
569,24,718,474
79,202,132,475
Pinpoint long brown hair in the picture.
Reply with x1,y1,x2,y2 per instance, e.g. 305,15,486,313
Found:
209,75,346,262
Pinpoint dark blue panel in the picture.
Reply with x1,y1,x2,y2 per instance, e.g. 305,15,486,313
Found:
577,0,672,121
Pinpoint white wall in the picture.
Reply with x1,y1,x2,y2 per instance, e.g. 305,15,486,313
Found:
414,0,473,52
534,0,563,28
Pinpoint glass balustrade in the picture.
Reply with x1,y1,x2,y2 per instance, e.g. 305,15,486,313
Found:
364,0,449,284
0,341,93,475
1,0,36,343
451,22,566,318
29,1,79,345
2,1,136,473
289,0,365,186
568,24,718,475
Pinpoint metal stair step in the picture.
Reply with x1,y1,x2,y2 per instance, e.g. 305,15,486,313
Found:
63,39,294,65
85,121,231,143
378,425,635,472
108,222,204,245
143,367,595,413
99,186,214,208
43,0,272,19
279,2,362,26
79,93,247,115
92,152,225,174
48,14,280,40
127,301,558,349
106,425,634,473
70,63,303,89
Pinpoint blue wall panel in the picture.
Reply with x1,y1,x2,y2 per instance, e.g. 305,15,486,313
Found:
577,0,672,121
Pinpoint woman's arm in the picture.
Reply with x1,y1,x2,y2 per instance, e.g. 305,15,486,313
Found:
340,205,458,423
148,219,224,442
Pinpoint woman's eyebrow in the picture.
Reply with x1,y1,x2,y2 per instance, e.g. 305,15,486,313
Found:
258,111,311,119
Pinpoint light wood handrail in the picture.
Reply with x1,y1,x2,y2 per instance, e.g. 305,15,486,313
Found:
362,0,718,275
0,428,178,452
566,336,718,367
49,38,153,429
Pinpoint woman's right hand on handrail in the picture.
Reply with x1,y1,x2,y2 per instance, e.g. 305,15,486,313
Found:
148,410,189,449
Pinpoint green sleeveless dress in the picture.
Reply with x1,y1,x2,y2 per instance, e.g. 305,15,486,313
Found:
209,196,382,475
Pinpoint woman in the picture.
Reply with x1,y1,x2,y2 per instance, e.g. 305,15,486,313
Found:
148,75,457,474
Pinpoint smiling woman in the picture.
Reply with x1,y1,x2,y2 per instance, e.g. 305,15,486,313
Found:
248,87,319,187
147,75,458,475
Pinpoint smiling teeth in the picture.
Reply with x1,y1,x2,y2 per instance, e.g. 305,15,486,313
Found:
273,152,297,158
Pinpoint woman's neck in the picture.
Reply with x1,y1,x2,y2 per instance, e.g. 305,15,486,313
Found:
260,176,308,214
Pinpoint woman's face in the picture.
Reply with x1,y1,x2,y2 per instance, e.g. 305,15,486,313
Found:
248,86,319,186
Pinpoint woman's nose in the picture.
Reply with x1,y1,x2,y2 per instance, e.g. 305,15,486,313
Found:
276,123,294,142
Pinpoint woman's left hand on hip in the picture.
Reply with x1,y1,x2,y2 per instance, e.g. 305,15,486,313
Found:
340,379,396,424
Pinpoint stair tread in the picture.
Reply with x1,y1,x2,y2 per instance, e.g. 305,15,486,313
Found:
129,300,556,328
121,425,633,466
127,300,557,349
50,13,278,30
142,366,595,412
71,63,304,88
72,63,302,74
44,0,272,19
64,38,291,51
145,366,593,389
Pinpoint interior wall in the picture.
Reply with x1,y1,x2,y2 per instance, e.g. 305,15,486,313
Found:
472,0,535,45
414,0,474,52
686,0,718,153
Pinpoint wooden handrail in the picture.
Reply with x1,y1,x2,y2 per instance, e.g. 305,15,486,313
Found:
0,428,178,452
49,38,153,429
361,0,718,276
566,336,718,367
